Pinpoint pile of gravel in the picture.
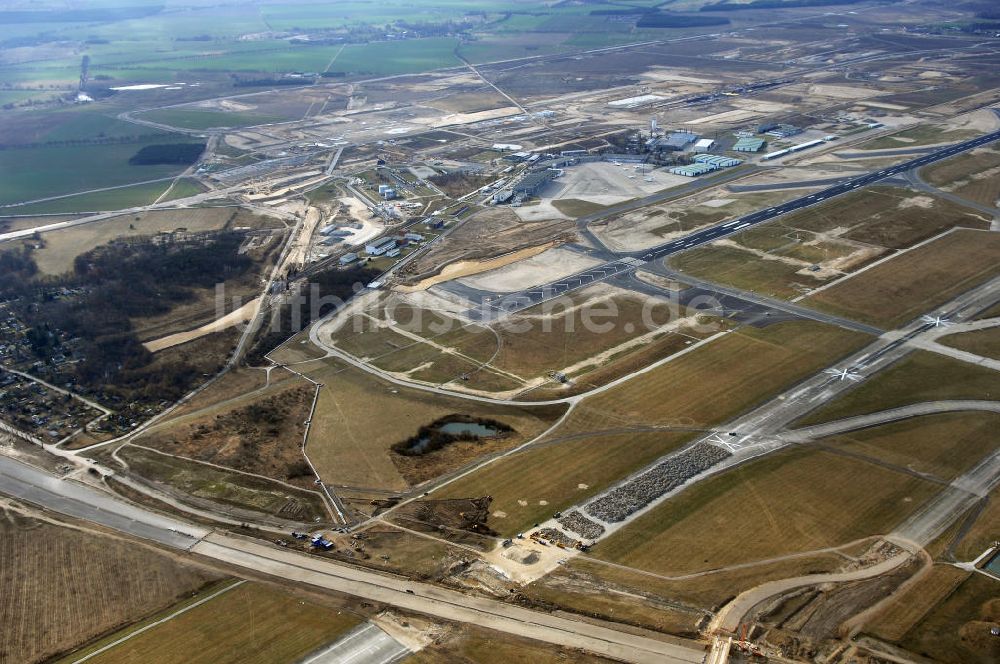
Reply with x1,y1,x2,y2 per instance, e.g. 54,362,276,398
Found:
557,510,605,539
535,527,578,548
585,443,731,523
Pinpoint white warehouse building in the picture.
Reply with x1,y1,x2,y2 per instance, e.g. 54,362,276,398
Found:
365,237,397,256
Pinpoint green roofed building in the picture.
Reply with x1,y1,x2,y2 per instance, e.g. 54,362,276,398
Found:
733,136,766,152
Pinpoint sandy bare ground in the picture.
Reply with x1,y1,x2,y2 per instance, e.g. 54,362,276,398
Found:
806,83,885,100
593,186,808,253
732,99,791,113
944,107,1000,133
430,106,522,128
685,109,757,125
144,297,262,352
457,247,604,293
513,200,571,222
855,100,910,111
285,206,322,271
639,68,719,84
336,196,383,247
395,242,556,293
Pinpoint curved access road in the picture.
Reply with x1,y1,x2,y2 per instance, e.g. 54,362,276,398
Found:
783,400,1000,442
710,543,915,634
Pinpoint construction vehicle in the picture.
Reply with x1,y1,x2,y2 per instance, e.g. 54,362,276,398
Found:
733,624,763,656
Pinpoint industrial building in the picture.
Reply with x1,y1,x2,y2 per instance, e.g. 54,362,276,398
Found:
789,138,825,152
764,124,803,139
601,153,647,164
693,154,742,168
339,252,358,265
733,136,766,152
669,163,718,177
513,170,556,197
692,138,716,153
377,184,396,200
493,190,514,205
365,237,397,256
503,151,534,163
647,131,699,151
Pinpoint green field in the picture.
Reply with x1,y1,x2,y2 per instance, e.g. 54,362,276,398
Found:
4,180,176,215
0,138,193,206
331,38,463,75
137,108,286,130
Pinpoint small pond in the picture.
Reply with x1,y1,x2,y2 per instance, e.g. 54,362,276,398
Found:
438,421,500,437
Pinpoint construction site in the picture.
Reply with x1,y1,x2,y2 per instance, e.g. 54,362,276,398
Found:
3,4,1000,664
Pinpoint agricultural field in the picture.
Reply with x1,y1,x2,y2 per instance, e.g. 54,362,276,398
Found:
797,351,1000,426
1,180,178,215
591,446,940,576
299,359,566,492
0,107,157,147
71,582,363,664
0,508,221,664
136,108,286,131
0,136,196,206
331,38,462,76
805,229,1000,328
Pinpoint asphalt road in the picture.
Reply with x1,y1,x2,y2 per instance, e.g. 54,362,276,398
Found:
194,533,706,664
465,125,1000,320
0,456,207,549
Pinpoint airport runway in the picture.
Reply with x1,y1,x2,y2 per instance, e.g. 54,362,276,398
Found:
553,274,1000,542
300,623,409,664
463,126,1000,321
